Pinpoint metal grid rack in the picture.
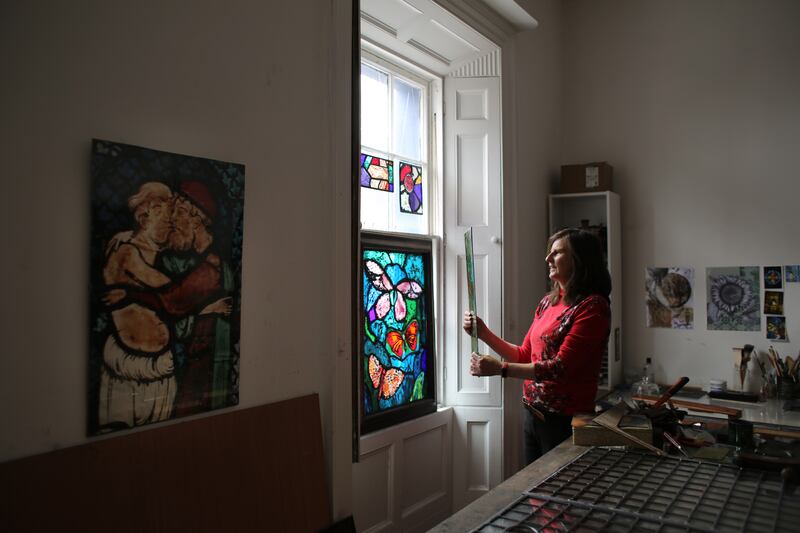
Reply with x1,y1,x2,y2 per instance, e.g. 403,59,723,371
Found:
474,447,800,532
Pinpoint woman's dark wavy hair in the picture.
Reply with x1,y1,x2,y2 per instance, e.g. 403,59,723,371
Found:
547,228,611,305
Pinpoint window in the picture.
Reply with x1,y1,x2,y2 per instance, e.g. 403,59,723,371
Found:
358,51,441,434
359,232,437,434
359,55,432,236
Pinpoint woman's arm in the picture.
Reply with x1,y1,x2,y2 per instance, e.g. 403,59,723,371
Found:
463,311,523,363
470,296,610,382
470,353,537,379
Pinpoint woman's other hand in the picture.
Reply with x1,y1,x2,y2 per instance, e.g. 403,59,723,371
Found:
470,352,501,376
463,311,485,337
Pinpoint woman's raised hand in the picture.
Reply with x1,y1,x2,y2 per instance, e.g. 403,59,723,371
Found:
462,310,485,337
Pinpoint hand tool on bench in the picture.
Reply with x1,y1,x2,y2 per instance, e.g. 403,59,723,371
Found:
592,401,665,455
633,395,742,419
651,376,690,409
662,431,689,457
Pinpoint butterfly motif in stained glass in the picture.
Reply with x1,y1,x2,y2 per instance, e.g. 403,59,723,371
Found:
364,259,422,323
361,247,428,416
399,162,423,214
360,152,394,192
386,320,418,359
368,355,405,399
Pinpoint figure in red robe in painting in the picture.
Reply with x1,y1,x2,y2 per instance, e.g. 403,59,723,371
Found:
156,182,234,416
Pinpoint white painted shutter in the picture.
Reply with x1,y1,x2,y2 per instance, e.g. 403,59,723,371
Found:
443,75,503,510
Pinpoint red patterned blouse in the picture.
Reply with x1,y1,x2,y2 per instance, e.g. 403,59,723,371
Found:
517,294,611,415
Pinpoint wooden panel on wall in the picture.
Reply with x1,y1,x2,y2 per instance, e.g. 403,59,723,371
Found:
0,394,330,533
353,408,453,533
352,445,394,531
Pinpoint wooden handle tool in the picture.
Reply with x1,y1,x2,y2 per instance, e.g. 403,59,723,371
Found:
633,395,742,419
652,376,690,408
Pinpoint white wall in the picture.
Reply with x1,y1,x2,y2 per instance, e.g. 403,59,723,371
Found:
561,0,800,387
0,0,353,517
502,0,564,475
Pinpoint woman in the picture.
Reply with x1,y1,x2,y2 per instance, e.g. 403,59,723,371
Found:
465,228,611,464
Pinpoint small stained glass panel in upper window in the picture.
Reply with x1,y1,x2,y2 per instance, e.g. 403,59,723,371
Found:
399,162,423,215
360,152,394,192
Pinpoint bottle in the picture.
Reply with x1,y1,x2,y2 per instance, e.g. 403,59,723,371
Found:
633,357,659,396
643,357,655,384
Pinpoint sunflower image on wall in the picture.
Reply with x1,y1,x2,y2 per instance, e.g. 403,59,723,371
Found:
706,266,761,331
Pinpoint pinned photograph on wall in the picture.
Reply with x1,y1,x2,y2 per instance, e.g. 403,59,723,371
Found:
766,316,788,341
89,139,245,436
764,290,784,315
764,266,783,289
645,267,693,329
786,265,800,283
707,266,760,331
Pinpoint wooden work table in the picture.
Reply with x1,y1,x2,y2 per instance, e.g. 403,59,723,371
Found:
430,395,800,532
429,440,588,532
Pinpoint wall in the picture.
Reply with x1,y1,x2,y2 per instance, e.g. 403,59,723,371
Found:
502,0,564,474
0,0,353,517
561,0,800,387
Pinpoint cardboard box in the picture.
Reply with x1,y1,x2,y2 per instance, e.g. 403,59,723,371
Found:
560,162,613,193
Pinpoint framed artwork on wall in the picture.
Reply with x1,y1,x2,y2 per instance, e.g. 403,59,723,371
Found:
359,232,437,434
89,139,245,436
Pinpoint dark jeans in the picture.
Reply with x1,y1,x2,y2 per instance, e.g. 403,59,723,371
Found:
523,407,574,465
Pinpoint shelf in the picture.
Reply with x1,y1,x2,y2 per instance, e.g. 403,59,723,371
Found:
548,191,622,389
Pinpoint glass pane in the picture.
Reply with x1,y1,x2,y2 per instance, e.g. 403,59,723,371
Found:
362,247,430,414
393,78,422,161
360,152,393,192
398,162,423,215
360,186,391,232
361,64,389,152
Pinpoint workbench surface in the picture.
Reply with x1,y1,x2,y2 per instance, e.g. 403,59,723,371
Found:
430,395,800,532
429,440,588,532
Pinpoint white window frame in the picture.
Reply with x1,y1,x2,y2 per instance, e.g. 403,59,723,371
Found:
360,48,442,239
358,43,446,418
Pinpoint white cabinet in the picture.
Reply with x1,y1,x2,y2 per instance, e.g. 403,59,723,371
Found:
548,191,622,390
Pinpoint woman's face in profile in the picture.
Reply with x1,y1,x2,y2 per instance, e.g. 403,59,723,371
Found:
546,237,573,285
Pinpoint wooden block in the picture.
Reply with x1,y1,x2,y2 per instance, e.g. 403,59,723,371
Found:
572,414,653,448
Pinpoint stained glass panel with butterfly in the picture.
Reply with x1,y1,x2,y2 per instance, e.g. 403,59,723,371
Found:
360,233,436,433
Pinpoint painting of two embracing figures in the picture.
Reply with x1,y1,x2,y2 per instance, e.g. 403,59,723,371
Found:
88,139,245,435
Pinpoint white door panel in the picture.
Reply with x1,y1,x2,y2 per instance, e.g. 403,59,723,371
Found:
456,133,489,227
443,74,503,512
444,76,502,407
450,406,502,510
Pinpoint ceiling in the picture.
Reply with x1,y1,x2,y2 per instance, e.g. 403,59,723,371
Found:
360,0,537,76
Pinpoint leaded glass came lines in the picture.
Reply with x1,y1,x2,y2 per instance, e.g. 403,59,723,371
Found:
360,152,394,192
362,248,429,414
399,162,423,214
